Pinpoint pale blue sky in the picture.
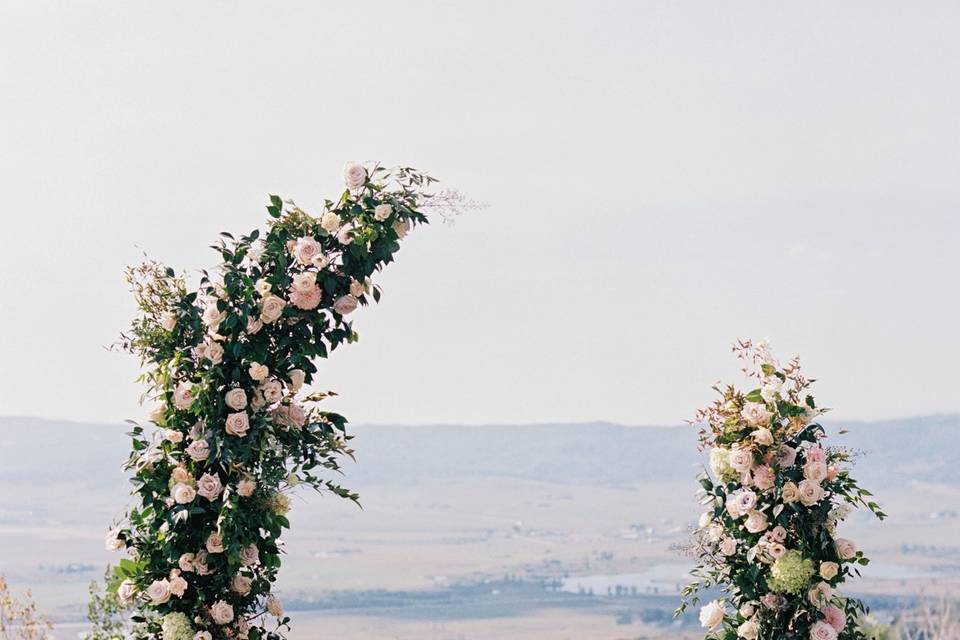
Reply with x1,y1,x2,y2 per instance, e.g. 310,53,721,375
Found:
1,1,957,426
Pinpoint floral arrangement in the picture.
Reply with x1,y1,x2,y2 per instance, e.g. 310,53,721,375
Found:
679,340,886,640
106,164,442,640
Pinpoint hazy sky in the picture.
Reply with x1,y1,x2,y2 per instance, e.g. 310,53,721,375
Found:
1,1,958,427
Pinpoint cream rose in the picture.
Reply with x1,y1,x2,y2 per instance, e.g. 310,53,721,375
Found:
808,581,833,607
117,579,137,605
197,473,223,501
336,223,355,246
260,295,286,324
349,278,365,297
288,369,306,393
290,271,317,293
210,600,234,625
343,162,367,190
225,412,250,437
105,528,124,552
781,481,800,503
699,600,725,629
164,428,183,444
205,341,224,365
206,532,225,553
333,294,358,315
798,479,825,506
728,446,755,473
168,573,188,598
374,203,393,221
225,388,248,411
146,579,171,605
320,211,342,234
744,510,769,533
254,279,272,297
172,483,196,504
194,632,213,640
819,561,839,580
737,618,759,640
719,537,738,556
804,461,828,483
394,218,411,238
248,362,269,381
751,428,773,446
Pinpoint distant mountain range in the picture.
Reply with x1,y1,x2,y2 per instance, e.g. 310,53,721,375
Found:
1,414,956,507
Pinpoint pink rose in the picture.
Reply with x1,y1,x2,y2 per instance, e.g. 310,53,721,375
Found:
753,465,775,491
336,223,355,246
117,579,137,605
767,526,787,544
210,600,234,625
178,553,196,572
777,445,797,468
239,544,259,566
172,483,196,505
237,478,256,497
146,579,171,605
735,489,758,514
206,532,225,553
261,380,283,404
821,605,845,632
728,446,755,473
249,362,269,382
798,479,825,506
343,162,367,190
806,446,827,464
292,237,323,267
741,402,772,428
289,283,322,310
266,595,284,617
197,473,223,501
230,575,252,595
186,439,210,462
374,203,393,221
808,581,833,607
804,461,828,483
333,294,359,315
394,219,411,238
719,537,737,556
259,295,286,324
835,538,857,560
744,510,769,533
810,620,838,640
173,382,194,411
225,412,250,437
169,573,188,598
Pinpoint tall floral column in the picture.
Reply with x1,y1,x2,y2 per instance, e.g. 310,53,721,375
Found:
107,164,441,640
680,340,885,640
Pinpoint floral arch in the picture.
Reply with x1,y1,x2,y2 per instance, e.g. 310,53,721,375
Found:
107,164,450,640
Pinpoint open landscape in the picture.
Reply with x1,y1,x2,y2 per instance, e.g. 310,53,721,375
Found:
2,415,958,639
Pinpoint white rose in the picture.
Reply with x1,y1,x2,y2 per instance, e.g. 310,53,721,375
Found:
224,388,248,411
320,211,342,233
117,579,137,605
739,603,755,618
105,528,124,552
751,428,773,446
698,512,712,528
760,376,783,403
260,295,286,324
172,483,196,504
146,579,171,605
373,203,393,221
160,312,177,332
225,412,250,437
744,510,769,533
393,218,411,238
292,237,323,267
333,294,359,315
186,439,210,462
835,538,857,560
719,537,737,556
248,363,269,382
737,618,759,640
210,600,234,625
196,473,223,501
194,632,213,640
699,600,725,629
288,369,306,392
820,561,839,580
343,162,367,190
254,279,272,297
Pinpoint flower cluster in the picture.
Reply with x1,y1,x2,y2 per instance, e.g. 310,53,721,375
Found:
107,164,438,639
680,340,886,640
